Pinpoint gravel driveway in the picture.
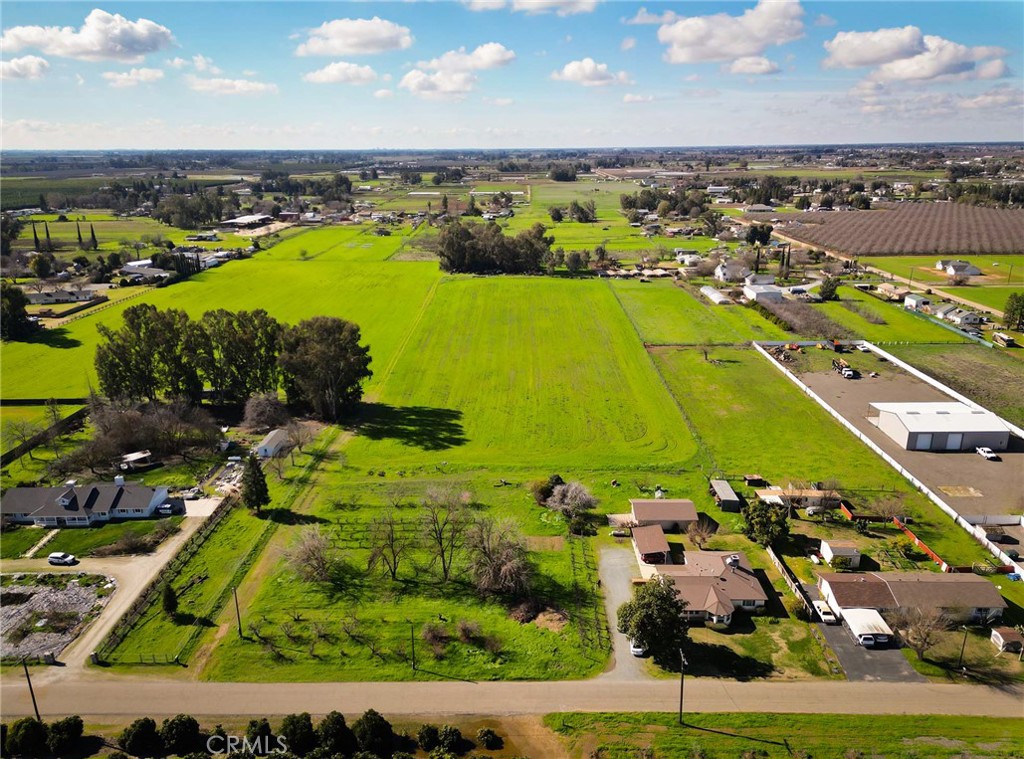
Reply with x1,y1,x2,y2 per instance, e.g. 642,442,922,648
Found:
597,546,653,681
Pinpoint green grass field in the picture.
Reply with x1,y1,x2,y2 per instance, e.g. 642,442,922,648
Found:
545,712,1024,759
610,280,790,344
945,286,1024,312
816,287,973,343
869,254,1024,285
0,526,47,559
343,276,697,470
44,517,183,557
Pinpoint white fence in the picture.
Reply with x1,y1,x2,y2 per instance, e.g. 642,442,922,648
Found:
751,341,1023,575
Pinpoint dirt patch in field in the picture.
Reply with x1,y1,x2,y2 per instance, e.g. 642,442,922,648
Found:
904,736,965,749
526,536,565,551
938,485,984,497
533,609,568,633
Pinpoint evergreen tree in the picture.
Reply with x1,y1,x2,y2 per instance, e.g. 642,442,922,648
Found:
161,583,178,617
32,222,41,251
90,223,99,250
241,453,271,514
1004,292,1024,331
77,222,84,248
44,222,53,252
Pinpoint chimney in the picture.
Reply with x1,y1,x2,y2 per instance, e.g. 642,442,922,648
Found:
726,554,740,568
114,475,125,488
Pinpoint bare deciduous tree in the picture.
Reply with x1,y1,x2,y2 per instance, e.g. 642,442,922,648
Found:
889,607,949,661
3,419,43,460
545,481,598,519
243,393,289,431
422,489,467,583
686,517,716,549
367,508,414,581
286,420,313,463
285,526,339,583
466,517,533,598
873,494,905,523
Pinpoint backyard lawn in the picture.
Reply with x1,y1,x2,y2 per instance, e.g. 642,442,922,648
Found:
44,517,183,557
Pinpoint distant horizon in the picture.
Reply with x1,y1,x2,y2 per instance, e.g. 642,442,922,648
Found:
2,2,1022,150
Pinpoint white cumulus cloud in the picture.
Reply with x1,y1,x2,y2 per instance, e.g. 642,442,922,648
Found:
464,0,596,14
551,57,630,86
823,26,927,68
295,17,413,56
102,67,164,87
419,43,516,71
399,69,476,99
302,61,378,84
192,54,222,75
623,93,653,103
187,76,278,95
656,0,804,64
167,57,188,69
374,88,394,98
625,7,678,25
728,56,779,75
0,55,50,80
620,37,636,52
400,42,516,100
1,9,174,63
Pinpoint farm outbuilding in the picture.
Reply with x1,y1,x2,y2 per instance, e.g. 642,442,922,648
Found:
820,540,861,569
709,479,741,512
991,627,1024,653
632,524,671,565
904,294,930,311
257,429,289,458
743,284,785,303
699,285,733,305
630,499,697,532
869,402,1011,452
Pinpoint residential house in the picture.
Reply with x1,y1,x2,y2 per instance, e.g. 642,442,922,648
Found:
630,499,697,532
930,303,958,320
818,571,1007,623
947,309,982,327
657,551,768,627
936,260,982,277
714,259,751,283
1,480,168,527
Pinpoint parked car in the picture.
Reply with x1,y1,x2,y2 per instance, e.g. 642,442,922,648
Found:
47,552,76,566
812,600,838,625
156,503,178,516
629,639,647,657
976,447,1000,461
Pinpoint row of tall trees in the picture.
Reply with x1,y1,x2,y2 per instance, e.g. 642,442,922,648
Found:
95,305,372,421
437,220,554,274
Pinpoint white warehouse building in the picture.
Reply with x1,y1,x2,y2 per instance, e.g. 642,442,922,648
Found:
869,402,1011,452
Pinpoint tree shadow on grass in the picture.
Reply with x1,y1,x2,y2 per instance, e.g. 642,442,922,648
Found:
258,508,328,526
349,403,467,451
23,327,82,349
683,641,776,681
172,612,216,628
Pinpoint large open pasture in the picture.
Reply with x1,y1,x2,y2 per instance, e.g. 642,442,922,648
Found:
343,276,698,470
814,287,973,343
868,254,1024,285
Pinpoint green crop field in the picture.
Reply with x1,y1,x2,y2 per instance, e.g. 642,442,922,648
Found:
545,712,1024,759
816,287,973,343
343,276,697,470
610,280,790,344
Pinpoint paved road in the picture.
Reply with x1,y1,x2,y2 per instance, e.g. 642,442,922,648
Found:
1,514,208,673
2,677,1020,719
597,547,651,682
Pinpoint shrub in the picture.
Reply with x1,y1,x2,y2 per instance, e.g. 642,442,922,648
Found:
119,718,164,758
436,725,462,753
278,713,316,757
417,724,440,751
784,595,809,622
159,715,199,756
316,711,356,756
6,718,48,758
456,620,481,643
475,728,503,750
529,474,563,505
46,715,84,755
351,710,393,758
245,718,274,754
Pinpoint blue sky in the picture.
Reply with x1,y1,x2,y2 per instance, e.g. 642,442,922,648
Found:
1,1,1021,149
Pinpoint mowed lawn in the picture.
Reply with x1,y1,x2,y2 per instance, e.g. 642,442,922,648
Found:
343,276,697,469
945,285,1024,312
815,287,972,343
610,279,790,344
0,248,440,399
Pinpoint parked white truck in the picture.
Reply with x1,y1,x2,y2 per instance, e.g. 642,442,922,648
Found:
843,608,893,648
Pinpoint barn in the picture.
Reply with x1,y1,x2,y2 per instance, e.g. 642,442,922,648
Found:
869,402,1011,452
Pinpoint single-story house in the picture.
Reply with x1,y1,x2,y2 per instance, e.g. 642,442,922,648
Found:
820,539,862,569
877,283,910,302
709,479,741,512
936,260,982,277
743,284,785,303
869,401,1010,452
744,273,775,287
990,626,1024,653
656,551,768,627
818,571,1007,623
25,289,97,305
632,524,671,565
1,481,168,527
256,429,289,458
904,294,931,311
714,260,751,283
630,499,697,532
947,309,982,327
930,303,958,320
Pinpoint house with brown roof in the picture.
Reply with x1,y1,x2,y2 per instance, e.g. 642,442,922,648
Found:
630,499,697,532
657,551,768,627
632,524,671,565
818,571,1006,623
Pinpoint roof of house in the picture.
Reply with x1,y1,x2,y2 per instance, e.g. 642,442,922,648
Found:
822,540,860,555
0,484,158,519
632,524,670,555
820,572,1007,612
658,551,768,609
258,429,289,449
869,402,1009,434
992,627,1024,644
630,499,697,523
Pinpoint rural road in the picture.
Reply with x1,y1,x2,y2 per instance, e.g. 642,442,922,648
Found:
2,676,1021,719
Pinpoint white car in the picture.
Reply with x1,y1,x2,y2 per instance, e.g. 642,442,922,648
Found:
628,639,647,657
976,447,1000,461
47,552,76,566
813,600,838,625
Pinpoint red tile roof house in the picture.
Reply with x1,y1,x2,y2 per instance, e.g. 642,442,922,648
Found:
630,499,698,532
